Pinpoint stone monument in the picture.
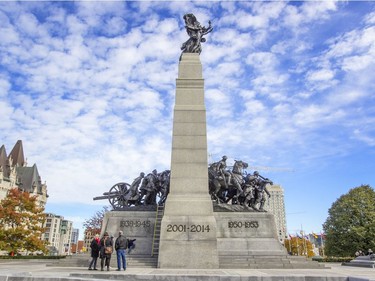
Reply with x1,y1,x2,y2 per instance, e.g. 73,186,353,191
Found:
96,14,323,270
157,23,218,268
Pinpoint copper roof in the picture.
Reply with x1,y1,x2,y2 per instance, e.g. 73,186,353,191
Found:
8,140,26,167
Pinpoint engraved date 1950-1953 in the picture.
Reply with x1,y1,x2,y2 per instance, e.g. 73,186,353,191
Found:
228,221,259,228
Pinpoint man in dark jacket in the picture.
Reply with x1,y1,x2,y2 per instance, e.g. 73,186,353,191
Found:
115,231,128,271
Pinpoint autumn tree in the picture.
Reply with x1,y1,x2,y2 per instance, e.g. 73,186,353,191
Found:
83,206,110,234
284,237,314,257
323,185,375,257
0,188,48,254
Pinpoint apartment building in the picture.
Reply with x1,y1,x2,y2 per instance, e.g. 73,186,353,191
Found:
42,213,73,255
71,228,79,245
264,184,288,243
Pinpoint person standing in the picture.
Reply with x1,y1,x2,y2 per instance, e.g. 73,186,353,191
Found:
100,232,113,271
115,231,128,271
88,234,100,270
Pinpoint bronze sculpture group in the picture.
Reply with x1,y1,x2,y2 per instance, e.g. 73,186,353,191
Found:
94,170,170,210
208,156,273,211
94,156,273,212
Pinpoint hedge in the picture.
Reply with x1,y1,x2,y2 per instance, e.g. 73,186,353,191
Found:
0,255,67,260
312,256,353,263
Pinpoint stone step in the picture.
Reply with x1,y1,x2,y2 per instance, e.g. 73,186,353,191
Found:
218,254,325,269
220,263,294,269
49,254,158,268
219,258,291,264
220,251,288,257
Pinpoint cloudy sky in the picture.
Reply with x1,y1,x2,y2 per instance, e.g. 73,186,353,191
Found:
1,0,374,238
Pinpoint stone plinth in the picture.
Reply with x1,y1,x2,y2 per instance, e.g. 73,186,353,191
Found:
214,212,292,269
342,256,375,268
157,53,219,269
101,211,156,256
215,212,287,256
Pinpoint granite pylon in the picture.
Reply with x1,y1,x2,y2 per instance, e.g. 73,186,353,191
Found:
157,53,219,268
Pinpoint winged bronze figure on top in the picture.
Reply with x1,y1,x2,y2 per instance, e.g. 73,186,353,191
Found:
181,13,213,55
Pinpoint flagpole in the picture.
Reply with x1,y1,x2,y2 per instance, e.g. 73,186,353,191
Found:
300,225,306,256
296,232,299,256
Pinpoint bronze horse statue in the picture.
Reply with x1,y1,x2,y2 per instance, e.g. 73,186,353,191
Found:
208,160,248,203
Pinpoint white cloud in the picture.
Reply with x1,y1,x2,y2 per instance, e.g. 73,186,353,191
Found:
239,90,256,100
206,88,232,120
300,1,337,22
1,2,374,235
282,4,303,29
327,89,368,107
284,1,337,29
341,54,374,72
0,76,11,97
293,104,345,128
364,11,375,24
246,52,278,70
306,68,335,82
352,129,375,146
243,99,265,116
325,26,375,62
0,101,14,125
0,27,20,45
238,13,268,30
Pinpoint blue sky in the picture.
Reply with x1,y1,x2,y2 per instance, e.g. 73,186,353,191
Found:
1,1,374,239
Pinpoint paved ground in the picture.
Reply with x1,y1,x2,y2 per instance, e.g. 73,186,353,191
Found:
0,260,374,281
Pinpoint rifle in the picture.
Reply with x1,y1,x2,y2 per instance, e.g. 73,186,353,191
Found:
257,173,273,185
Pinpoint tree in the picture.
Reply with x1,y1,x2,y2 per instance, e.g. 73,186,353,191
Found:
83,206,110,234
323,184,375,257
284,237,314,257
0,188,48,254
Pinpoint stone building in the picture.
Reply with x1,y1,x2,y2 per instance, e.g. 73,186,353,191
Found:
0,140,48,208
264,184,288,243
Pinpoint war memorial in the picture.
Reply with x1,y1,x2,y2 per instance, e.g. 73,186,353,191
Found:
95,13,300,270
1,13,373,281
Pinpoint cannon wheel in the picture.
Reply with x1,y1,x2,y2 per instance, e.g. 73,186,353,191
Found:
108,182,130,209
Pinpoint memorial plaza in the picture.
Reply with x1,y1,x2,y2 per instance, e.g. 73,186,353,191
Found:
0,259,374,281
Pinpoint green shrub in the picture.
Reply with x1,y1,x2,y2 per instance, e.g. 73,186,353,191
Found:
312,256,353,263
0,255,67,260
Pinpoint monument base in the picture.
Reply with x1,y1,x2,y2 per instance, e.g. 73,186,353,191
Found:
101,210,156,256
214,211,287,268
215,212,286,255
342,256,375,268
158,214,219,269
214,211,322,268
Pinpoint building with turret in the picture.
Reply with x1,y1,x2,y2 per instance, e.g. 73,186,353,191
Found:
0,140,48,208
